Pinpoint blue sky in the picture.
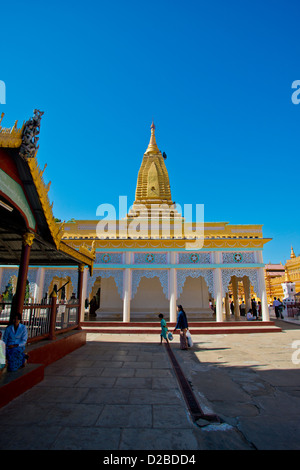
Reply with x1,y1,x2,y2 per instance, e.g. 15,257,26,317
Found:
1,0,300,265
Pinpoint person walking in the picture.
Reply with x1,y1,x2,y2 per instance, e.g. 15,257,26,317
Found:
273,297,280,319
158,313,169,344
173,305,189,350
89,296,97,317
251,298,257,317
257,301,262,318
240,300,246,316
277,298,284,319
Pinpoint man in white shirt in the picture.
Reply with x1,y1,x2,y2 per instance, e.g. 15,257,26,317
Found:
273,297,281,319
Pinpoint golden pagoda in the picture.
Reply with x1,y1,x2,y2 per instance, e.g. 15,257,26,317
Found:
129,122,180,219
265,246,300,301
1,118,273,324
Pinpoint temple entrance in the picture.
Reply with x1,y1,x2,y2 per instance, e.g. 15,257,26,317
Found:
225,274,261,320
177,275,213,320
131,276,169,321
88,276,123,320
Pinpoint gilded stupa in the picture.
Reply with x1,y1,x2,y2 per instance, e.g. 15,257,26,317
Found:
128,121,181,219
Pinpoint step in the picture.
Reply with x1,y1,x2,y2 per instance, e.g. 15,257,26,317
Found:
81,321,276,328
0,330,87,408
0,363,45,408
81,321,282,335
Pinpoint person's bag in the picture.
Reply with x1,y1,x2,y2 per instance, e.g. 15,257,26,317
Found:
186,330,193,347
168,332,173,341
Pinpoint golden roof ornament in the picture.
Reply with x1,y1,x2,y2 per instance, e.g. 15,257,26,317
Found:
291,246,296,259
129,121,181,219
0,113,24,148
145,121,160,155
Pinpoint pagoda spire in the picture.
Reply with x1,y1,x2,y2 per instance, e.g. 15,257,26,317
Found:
145,121,160,155
291,246,296,259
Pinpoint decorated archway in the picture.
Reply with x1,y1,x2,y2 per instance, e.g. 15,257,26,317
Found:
222,269,261,319
131,274,169,320
86,270,123,319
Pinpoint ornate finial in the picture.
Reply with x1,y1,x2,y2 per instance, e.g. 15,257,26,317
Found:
291,246,296,259
19,109,44,160
23,232,35,247
145,120,160,155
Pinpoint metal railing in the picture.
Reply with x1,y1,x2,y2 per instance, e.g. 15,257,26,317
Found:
0,296,80,342
0,302,12,322
55,301,79,331
23,303,52,339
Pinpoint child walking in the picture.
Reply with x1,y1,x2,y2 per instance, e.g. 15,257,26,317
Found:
158,313,169,344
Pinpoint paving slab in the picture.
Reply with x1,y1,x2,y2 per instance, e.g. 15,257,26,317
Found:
0,321,300,452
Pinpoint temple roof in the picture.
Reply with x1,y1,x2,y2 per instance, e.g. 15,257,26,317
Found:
0,112,95,271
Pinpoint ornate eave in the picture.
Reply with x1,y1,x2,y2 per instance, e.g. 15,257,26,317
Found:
0,113,24,148
0,111,95,270
59,241,95,274
25,154,65,249
66,237,272,250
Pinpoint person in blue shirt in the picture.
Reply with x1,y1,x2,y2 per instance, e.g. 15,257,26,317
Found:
173,305,189,350
3,313,28,372
158,313,169,344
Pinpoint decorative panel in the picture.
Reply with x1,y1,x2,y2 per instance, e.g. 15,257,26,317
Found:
222,252,255,264
44,269,79,297
178,252,211,264
132,269,169,299
87,269,124,298
95,252,123,264
134,252,168,265
177,269,214,297
221,268,260,295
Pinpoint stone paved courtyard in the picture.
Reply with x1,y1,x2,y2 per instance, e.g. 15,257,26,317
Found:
0,319,300,451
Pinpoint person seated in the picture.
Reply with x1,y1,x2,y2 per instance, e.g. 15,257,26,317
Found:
2,313,28,372
246,309,256,321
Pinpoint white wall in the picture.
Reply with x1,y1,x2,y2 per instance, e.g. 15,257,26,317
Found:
177,276,211,317
98,277,122,313
131,277,169,319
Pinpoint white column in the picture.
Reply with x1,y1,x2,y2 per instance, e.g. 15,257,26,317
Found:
231,276,240,320
169,252,177,323
0,267,3,293
80,267,88,322
213,252,223,322
243,276,251,313
225,292,230,320
123,252,132,323
35,267,45,302
256,251,269,321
